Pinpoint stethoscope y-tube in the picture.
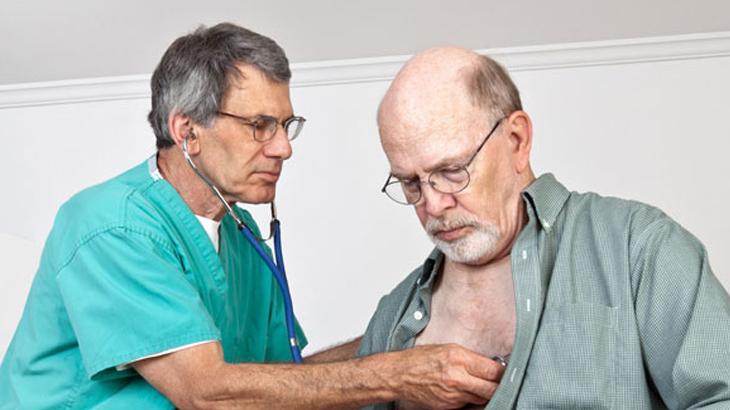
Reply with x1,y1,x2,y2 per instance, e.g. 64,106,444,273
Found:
183,136,303,363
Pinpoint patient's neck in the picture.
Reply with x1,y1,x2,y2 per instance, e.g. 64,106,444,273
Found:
440,253,512,291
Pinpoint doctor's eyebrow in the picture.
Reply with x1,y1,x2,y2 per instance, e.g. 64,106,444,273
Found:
219,106,296,121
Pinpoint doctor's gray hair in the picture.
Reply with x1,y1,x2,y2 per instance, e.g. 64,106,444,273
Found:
465,55,522,123
148,22,291,149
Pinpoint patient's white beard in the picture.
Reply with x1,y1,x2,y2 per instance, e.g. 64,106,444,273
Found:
426,214,500,264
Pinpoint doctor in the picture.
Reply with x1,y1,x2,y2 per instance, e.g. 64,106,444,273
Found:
0,23,504,409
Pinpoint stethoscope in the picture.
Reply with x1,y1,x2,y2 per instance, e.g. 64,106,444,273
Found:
183,135,303,363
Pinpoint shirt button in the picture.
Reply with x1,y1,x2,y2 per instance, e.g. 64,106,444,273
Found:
413,310,424,321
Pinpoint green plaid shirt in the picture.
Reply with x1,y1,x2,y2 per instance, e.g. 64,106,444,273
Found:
356,173,730,409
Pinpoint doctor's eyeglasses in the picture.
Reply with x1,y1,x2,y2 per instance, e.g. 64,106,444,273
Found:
381,117,505,205
217,111,306,142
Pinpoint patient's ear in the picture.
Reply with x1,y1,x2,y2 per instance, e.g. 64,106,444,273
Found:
506,111,533,173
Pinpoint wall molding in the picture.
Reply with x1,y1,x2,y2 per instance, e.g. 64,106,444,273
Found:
2,31,729,109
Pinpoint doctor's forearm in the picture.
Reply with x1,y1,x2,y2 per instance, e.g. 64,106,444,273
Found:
135,341,503,409
195,346,502,410
135,341,396,409
209,356,398,409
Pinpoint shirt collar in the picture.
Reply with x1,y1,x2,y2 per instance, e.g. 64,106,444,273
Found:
521,173,570,232
416,247,443,287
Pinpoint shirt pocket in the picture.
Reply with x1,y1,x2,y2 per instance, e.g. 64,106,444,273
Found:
516,303,618,410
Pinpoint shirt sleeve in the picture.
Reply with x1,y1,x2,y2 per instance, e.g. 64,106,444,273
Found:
56,227,222,381
355,294,394,358
355,267,423,359
631,216,730,408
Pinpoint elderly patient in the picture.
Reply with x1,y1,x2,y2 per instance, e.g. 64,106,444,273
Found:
356,47,730,409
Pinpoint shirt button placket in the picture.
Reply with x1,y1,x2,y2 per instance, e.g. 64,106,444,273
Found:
489,226,541,410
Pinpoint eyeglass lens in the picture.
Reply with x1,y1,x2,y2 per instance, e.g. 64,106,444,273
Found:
384,168,470,205
252,117,304,142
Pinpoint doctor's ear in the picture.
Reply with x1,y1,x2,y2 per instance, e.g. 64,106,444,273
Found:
167,112,197,150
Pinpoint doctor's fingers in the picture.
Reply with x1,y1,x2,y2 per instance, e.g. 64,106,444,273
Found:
428,344,505,402
398,344,502,405
406,368,498,409
463,350,507,382
401,378,492,410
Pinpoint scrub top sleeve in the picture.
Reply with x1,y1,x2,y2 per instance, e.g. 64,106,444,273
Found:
56,228,221,381
90,377,174,410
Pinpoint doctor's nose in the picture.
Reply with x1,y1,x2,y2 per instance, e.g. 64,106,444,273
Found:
263,126,293,160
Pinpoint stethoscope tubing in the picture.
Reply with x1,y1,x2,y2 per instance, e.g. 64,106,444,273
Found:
183,137,303,363
238,220,303,363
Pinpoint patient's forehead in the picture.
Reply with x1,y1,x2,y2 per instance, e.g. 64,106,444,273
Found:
382,115,488,180
380,79,479,146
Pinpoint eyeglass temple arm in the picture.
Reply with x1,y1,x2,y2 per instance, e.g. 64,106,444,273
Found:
464,117,506,166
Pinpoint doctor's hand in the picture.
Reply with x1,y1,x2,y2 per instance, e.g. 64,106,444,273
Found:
384,343,505,410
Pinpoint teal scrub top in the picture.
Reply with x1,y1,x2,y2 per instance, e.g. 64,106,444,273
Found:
0,158,307,409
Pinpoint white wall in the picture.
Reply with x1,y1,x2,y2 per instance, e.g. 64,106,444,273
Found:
3,0,730,84
1,33,729,356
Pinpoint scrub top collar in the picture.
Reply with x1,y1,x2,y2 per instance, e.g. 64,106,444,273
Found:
147,153,222,253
